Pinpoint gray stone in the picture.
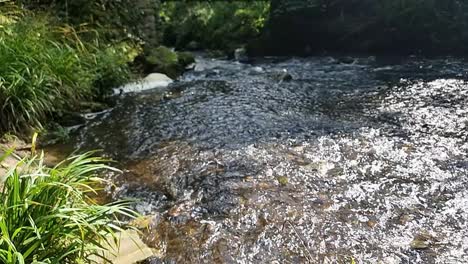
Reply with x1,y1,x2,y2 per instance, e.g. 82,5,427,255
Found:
115,73,173,94
234,48,249,63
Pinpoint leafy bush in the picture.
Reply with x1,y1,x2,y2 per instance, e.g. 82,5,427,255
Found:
91,42,140,98
159,1,270,51
0,150,137,263
142,46,194,78
0,7,136,133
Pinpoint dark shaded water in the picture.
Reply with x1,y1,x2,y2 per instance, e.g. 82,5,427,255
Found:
60,56,468,263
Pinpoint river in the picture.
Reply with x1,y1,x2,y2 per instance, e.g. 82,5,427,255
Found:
53,55,468,263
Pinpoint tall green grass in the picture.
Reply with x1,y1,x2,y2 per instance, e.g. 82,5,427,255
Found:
0,5,136,133
0,16,94,132
0,150,138,263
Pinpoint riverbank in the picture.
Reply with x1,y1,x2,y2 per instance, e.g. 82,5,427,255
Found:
0,2,196,138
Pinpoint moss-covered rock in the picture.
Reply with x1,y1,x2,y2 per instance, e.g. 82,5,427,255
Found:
177,51,195,66
142,46,195,79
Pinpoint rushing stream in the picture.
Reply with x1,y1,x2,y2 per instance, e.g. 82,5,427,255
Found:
57,55,468,263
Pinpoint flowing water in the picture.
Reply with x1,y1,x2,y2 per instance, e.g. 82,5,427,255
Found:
59,55,468,263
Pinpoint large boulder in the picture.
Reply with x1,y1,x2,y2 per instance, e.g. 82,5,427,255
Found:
115,73,173,94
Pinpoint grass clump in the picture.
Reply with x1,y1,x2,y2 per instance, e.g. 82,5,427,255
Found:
0,5,137,134
0,150,138,263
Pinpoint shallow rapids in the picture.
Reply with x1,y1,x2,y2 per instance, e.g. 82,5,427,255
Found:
65,55,468,263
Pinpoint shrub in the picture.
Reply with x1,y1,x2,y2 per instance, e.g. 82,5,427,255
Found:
159,1,270,51
141,46,195,78
0,150,138,263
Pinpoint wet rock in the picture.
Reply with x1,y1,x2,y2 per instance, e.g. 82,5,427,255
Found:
366,220,378,228
410,231,437,250
55,111,86,127
325,57,339,64
398,213,415,225
77,101,108,113
272,70,293,82
279,71,293,82
252,66,264,73
410,239,430,250
339,57,356,64
185,63,196,71
234,47,249,63
145,73,173,83
205,69,221,77
115,73,173,95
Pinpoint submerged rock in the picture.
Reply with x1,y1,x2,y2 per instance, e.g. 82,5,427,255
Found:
276,176,288,186
272,70,293,82
410,231,437,250
279,71,293,82
339,56,356,64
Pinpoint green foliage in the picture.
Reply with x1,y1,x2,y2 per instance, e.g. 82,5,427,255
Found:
91,42,140,98
144,46,195,78
0,15,91,132
146,46,178,66
0,7,136,133
331,0,468,51
160,1,270,51
177,51,196,66
0,1,24,25
268,0,468,53
0,151,138,263
18,0,146,41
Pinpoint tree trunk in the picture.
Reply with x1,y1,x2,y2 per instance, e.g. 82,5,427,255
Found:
136,0,159,47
